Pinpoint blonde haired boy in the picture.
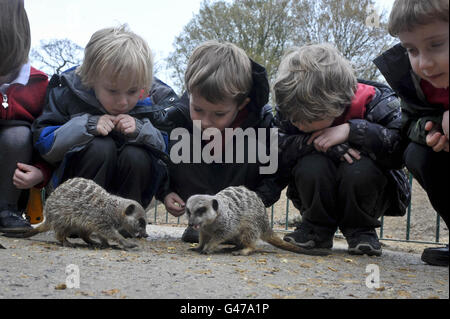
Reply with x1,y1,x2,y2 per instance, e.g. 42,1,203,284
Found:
274,43,410,256
374,0,449,266
32,25,168,209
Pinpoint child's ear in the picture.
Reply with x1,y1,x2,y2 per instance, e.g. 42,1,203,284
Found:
238,98,251,111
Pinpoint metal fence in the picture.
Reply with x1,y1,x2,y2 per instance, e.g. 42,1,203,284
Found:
150,174,448,245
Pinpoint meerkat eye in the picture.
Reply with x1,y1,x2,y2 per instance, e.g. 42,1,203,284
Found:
195,207,207,215
138,218,146,228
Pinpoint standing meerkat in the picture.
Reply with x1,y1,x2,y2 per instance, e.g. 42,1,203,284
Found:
2,178,148,250
185,186,329,256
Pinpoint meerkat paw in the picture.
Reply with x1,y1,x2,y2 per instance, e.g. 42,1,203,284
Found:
232,247,254,256
190,246,203,252
121,240,138,250
61,239,75,248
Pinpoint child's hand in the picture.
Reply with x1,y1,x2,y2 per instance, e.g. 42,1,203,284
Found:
13,163,44,189
442,111,449,139
425,121,449,152
164,192,186,217
97,115,116,136
307,123,350,153
341,148,361,164
114,114,137,136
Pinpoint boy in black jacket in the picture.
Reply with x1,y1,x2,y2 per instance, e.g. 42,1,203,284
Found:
374,0,448,266
155,41,281,243
274,44,410,256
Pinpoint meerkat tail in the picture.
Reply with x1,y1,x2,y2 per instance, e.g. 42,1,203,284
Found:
1,222,51,238
264,232,330,256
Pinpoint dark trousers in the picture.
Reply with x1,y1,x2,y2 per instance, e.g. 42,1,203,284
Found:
404,142,449,227
63,137,153,206
292,153,390,237
0,125,33,211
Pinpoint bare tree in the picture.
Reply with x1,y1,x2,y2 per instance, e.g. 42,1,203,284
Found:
292,0,396,80
166,0,296,94
167,0,395,94
30,39,83,75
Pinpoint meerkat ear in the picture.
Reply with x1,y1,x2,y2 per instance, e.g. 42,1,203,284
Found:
212,199,219,211
124,204,136,216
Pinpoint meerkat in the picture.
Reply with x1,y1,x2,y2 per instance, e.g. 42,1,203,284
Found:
3,178,148,250
185,186,329,256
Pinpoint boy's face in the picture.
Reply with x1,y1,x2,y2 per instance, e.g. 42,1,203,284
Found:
189,91,249,132
399,21,449,89
93,71,142,115
292,118,334,133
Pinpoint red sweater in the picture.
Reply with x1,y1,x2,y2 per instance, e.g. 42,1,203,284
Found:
1,67,51,187
420,79,449,110
1,67,48,121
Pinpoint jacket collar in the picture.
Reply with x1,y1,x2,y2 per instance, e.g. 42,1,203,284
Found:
61,67,105,111
373,43,426,105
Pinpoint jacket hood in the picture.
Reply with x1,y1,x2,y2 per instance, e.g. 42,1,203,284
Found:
60,67,105,112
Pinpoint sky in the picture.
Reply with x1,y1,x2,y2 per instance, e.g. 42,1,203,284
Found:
24,0,395,88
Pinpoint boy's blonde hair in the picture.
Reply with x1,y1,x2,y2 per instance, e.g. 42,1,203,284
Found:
0,0,30,76
388,0,449,37
76,25,153,92
274,43,357,124
185,41,253,105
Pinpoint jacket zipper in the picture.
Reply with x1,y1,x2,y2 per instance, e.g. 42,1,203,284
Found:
2,93,8,108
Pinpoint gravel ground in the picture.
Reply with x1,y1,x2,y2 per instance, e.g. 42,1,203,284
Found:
0,224,448,300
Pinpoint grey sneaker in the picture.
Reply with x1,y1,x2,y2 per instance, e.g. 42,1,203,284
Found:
283,222,334,249
346,230,382,256
0,210,32,233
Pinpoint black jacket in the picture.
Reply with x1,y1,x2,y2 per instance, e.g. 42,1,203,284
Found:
274,79,411,216
154,61,282,207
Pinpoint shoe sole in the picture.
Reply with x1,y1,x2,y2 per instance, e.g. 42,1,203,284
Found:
421,251,449,267
348,243,382,256
284,236,332,249
0,227,33,234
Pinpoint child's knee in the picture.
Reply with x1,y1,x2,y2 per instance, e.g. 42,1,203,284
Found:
118,146,152,175
84,137,117,163
0,126,32,151
339,158,386,190
293,153,334,183
404,142,428,176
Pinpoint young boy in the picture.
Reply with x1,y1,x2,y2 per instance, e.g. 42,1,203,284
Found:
32,25,167,209
155,41,281,243
374,0,449,266
0,0,50,233
274,44,410,256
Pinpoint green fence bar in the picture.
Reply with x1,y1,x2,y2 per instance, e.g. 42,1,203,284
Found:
285,199,290,230
406,173,414,240
436,215,440,243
